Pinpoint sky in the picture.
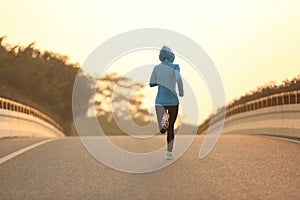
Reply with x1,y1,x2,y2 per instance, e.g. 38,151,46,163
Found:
1,0,300,124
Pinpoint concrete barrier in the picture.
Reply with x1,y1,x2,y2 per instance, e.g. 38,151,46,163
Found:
0,98,65,138
203,91,300,139
220,104,300,138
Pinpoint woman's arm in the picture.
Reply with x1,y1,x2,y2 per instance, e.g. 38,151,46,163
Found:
177,78,184,97
149,67,158,87
175,67,184,96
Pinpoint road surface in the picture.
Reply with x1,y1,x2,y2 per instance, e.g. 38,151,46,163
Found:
0,135,299,199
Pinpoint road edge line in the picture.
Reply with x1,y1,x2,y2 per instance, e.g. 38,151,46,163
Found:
0,138,60,165
261,135,300,144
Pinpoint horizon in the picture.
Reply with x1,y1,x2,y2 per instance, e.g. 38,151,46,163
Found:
1,0,300,124
1,38,298,125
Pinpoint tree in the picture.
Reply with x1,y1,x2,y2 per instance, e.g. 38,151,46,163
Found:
0,37,94,135
95,72,150,125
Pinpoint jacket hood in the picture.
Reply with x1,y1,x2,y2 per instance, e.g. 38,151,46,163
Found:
159,45,175,63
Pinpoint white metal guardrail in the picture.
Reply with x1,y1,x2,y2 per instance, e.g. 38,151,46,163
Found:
225,91,300,118
200,91,300,137
0,97,64,138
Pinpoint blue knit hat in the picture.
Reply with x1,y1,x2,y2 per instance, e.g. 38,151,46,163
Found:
159,45,175,63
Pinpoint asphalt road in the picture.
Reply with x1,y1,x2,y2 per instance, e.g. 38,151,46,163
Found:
0,135,299,200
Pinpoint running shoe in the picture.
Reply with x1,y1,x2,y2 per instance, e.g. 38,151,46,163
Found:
166,151,173,160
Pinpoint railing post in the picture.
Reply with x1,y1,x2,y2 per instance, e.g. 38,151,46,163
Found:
219,91,299,121
0,97,63,132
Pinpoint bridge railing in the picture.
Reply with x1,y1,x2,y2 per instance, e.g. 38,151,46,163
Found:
199,90,300,134
225,90,300,118
0,97,63,132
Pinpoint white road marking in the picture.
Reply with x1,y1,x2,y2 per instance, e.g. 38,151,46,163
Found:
262,136,300,144
0,138,60,165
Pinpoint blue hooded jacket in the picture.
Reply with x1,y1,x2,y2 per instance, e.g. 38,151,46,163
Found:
150,46,184,106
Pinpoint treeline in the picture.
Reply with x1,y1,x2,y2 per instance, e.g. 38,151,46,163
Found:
228,76,300,109
0,36,93,135
0,37,152,136
198,75,300,133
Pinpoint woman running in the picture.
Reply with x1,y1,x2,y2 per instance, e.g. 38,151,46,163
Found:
149,45,184,160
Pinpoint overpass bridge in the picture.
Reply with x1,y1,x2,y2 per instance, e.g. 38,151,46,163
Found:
0,92,299,199
200,90,300,139
0,97,64,138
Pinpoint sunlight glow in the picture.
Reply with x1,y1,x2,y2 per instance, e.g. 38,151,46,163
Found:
1,0,300,123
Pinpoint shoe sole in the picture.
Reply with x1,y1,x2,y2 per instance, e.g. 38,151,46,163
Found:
160,128,167,134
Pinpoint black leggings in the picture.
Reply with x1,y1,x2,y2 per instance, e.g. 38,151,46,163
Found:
155,105,179,152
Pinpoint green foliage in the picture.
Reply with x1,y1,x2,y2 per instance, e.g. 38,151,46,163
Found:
228,76,300,109
0,37,93,135
198,75,300,134
95,72,150,123
0,36,152,136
